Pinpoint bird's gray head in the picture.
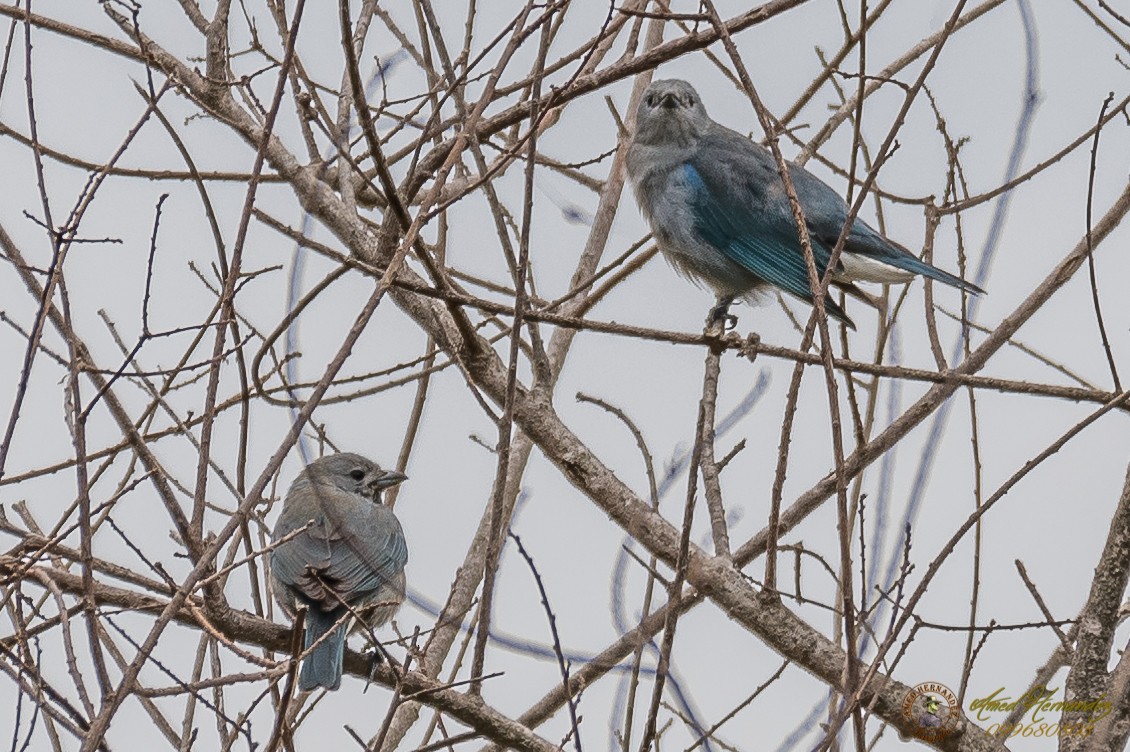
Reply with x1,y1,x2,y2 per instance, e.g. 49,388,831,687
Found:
632,79,711,148
298,452,407,502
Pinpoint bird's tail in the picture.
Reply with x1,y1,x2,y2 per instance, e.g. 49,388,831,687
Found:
843,222,985,295
300,609,348,691
892,253,985,295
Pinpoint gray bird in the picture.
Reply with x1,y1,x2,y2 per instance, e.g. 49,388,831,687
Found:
626,79,982,328
270,453,408,691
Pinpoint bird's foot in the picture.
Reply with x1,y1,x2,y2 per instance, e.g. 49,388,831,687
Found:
706,296,738,333
362,647,386,693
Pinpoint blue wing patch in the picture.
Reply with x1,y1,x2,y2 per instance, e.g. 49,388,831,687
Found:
683,162,853,325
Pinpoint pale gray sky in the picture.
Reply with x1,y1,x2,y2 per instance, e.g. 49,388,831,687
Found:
2,1,1130,749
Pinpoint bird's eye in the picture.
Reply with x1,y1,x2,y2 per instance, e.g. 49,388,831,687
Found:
349,469,366,481
646,94,656,107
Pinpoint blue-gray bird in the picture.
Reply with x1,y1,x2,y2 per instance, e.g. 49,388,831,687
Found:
626,79,982,328
270,453,408,691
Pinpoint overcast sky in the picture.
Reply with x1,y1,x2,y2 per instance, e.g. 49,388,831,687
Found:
3,1,1130,749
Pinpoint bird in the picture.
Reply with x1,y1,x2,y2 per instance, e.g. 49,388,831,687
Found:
270,452,408,691
625,78,983,328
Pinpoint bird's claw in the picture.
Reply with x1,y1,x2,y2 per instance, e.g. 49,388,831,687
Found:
706,297,738,332
363,647,386,693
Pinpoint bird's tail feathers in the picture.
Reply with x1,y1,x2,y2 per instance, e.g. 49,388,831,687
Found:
299,609,348,691
921,263,984,295
881,252,984,295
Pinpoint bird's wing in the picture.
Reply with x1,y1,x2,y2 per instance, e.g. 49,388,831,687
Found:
687,130,852,323
271,486,407,609
785,150,983,293
321,501,408,603
270,499,331,591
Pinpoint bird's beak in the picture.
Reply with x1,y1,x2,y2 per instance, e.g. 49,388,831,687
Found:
373,470,407,490
659,92,679,109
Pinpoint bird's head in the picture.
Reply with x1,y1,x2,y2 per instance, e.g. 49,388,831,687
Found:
300,452,407,503
632,79,711,148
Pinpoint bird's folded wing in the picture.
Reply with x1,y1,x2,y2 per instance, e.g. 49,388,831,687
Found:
324,502,408,601
683,151,850,322
271,487,407,606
